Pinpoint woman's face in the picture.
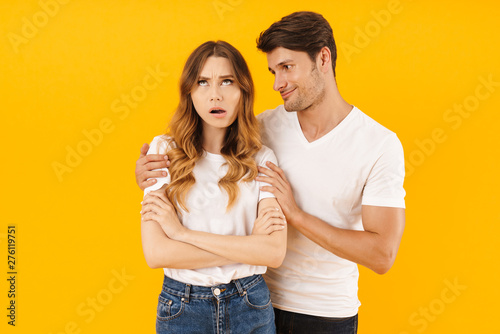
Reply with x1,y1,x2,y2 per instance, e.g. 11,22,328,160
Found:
191,56,241,133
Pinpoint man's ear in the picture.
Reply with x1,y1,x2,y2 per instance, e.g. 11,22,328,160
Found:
317,46,332,73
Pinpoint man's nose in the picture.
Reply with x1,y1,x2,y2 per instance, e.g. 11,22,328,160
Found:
273,73,287,92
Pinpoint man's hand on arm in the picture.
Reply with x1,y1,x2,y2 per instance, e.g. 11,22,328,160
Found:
293,206,405,274
135,143,171,190
256,161,405,275
256,161,305,225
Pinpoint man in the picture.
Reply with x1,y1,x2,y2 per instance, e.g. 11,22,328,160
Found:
136,11,405,333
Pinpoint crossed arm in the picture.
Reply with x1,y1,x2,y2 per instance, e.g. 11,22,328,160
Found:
140,186,287,270
135,144,404,274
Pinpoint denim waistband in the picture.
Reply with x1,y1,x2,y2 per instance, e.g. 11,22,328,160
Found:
161,274,263,302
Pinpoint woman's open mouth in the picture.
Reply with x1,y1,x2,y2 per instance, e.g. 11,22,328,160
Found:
210,107,227,118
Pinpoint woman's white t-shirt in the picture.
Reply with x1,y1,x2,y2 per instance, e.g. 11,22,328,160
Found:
144,135,277,286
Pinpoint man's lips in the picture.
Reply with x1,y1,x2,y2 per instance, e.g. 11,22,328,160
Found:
280,88,296,99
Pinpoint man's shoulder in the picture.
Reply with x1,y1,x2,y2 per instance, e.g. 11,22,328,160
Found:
351,107,403,157
256,105,285,122
354,107,397,138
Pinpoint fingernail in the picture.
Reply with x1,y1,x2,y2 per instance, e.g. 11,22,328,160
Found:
162,172,167,176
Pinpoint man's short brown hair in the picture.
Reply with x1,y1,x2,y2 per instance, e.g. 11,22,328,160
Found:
256,11,337,76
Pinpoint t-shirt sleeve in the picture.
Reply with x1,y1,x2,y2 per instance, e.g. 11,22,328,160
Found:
256,147,279,202
143,136,171,197
362,134,406,208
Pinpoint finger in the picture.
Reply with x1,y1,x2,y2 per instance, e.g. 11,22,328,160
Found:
142,196,168,210
141,170,168,179
258,216,286,229
148,190,174,207
263,219,287,233
142,211,159,222
259,206,281,215
257,166,276,178
257,167,287,189
145,160,170,171
141,203,161,215
265,161,287,180
142,154,169,163
261,209,286,221
139,179,157,190
266,219,286,229
267,224,286,233
262,163,289,188
256,175,281,188
259,186,282,196
139,143,149,158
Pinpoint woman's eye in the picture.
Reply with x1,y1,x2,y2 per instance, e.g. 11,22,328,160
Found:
284,65,292,70
221,79,233,86
198,80,208,86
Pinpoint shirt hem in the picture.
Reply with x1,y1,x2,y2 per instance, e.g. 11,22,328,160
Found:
271,302,359,318
362,197,405,208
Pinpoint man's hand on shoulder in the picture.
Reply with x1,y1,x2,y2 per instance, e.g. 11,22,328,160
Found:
135,143,170,191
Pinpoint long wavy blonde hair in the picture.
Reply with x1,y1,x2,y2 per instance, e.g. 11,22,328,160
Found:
165,41,261,212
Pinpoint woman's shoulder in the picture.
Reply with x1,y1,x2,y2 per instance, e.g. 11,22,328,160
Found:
254,145,278,165
147,135,177,155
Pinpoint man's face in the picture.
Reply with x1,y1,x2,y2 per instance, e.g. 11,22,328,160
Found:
266,47,325,112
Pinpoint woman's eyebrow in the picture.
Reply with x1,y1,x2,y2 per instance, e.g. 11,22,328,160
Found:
198,74,234,80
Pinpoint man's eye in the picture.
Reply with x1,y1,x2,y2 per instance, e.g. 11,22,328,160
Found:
284,65,292,70
198,80,208,86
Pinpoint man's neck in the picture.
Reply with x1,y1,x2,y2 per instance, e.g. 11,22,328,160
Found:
297,85,352,143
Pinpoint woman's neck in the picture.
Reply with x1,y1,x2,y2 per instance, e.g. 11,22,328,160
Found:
201,126,227,154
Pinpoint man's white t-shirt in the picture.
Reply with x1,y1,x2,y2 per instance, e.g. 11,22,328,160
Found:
258,105,406,318
144,135,278,287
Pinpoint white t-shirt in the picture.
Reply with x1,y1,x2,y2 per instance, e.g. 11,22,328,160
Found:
144,135,278,286
258,105,406,318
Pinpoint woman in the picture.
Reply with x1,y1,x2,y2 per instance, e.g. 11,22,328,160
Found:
140,41,287,333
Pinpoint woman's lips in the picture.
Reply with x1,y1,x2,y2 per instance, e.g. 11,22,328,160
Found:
209,107,227,118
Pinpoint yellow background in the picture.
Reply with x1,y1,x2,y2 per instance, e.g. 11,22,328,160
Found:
1,0,499,333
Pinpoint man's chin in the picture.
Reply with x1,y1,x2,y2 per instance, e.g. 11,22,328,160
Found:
283,101,298,112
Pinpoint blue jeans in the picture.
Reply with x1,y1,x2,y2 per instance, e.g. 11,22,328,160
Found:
156,274,275,333
274,308,357,334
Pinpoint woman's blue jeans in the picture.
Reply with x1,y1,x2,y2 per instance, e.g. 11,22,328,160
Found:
156,274,275,333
